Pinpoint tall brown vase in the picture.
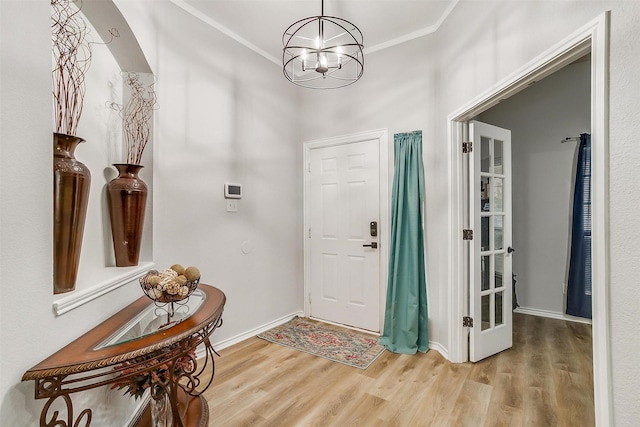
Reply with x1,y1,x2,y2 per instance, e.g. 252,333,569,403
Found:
107,163,148,267
54,133,91,294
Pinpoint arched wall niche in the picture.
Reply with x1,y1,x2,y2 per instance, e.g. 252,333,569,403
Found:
53,0,156,315
80,0,151,73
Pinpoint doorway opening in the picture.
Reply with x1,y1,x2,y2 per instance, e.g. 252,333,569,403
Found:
477,56,591,324
447,12,611,425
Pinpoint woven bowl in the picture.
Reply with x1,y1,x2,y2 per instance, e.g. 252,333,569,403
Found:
139,270,199,303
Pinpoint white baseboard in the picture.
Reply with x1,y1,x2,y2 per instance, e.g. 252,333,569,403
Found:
428,341,448,360
129,311,445,426
201,312,449,360
195,311,304,359
126,393,150,427
514,306,592,325
128,313,303,425
307,316,449,360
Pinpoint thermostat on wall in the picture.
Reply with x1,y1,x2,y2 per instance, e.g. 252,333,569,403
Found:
224,182,242,199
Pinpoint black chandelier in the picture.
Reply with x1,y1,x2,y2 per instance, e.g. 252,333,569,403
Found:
282,0,364,89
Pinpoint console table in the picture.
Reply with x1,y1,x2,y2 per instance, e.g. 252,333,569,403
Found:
22,284,226,427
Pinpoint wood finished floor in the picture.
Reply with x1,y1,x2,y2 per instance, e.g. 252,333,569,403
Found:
202,314,594,426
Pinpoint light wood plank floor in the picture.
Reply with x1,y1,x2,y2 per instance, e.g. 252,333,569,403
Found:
202,313,594,426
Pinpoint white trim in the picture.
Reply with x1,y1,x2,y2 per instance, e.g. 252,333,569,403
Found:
201,311,449,362
514,307,592,325
169,0,280,66
308,317,449,361
589,13,613,427
53,262,155,316
205,311,304,355
131,312,301,425
303,129,390,334
365,0,460,54
170,0,459,63
447,121,467,363
126,393,150,427
428,341,449,360
447,12,611,426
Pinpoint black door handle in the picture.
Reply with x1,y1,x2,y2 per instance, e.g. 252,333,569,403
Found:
508,246,515,253
363,242,378,249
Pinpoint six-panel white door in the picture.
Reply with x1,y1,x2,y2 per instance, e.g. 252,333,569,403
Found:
469,121,513,362
309,139,380,331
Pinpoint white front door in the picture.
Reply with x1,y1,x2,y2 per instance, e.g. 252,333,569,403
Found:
469,121,513,362
308,138,381,331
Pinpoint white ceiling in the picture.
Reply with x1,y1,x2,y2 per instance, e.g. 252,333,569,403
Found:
173,0,459,65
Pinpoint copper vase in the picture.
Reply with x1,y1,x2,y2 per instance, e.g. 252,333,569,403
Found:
53,133,91,294
107,163,148,267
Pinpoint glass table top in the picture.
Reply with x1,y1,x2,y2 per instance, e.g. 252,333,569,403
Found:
95,289,206,350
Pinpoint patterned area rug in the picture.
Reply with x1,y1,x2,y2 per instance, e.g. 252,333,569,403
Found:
257,316,385,369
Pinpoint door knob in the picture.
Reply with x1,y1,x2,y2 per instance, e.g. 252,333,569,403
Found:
363,242,378,249
508,246,515,253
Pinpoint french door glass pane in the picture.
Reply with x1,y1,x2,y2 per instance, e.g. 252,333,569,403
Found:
493,178,504,212
496,292,504,326
495,254,504,289
494,140,503,174
481,216,490,251
481,137,491,173
494,215,504,250
481,294,490,331
481,176,490,211
481,255,490,291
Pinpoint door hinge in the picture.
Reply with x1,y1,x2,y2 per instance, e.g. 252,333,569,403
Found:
308,292,312,305
463,316,474,327
462,141,473,153
463,229,473,240
308,228,311,238
308,162,311,173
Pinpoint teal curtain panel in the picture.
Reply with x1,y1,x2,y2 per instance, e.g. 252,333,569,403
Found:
380,131,429,354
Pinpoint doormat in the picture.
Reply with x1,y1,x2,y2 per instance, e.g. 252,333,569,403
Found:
257,316,385,369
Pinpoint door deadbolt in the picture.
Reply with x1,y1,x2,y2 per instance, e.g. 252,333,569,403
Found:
363,242,378,249
370,221,378,237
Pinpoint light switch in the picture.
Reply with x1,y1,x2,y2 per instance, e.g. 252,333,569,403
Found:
226,199,238,212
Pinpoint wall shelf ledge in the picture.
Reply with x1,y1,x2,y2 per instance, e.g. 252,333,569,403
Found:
53,262,155,316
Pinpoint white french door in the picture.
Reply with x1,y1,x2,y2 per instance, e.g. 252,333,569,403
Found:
307,137,381,332
469,121,513,362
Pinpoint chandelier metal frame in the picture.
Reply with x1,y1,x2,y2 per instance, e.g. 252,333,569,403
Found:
282,0,364,89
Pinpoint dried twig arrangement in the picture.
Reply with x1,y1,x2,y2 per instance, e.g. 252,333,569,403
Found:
109,73,158,165
52,0,119,136
52,0,92,136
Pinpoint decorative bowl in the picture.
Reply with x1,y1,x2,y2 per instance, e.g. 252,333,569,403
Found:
139,269,199,303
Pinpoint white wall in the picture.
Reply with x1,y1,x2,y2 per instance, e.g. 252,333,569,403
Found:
434,2,640,424
3,1,640,426
114,1,304,345
302,1,640,423
478,60,591,316
0,0,302,425
0,2,144,425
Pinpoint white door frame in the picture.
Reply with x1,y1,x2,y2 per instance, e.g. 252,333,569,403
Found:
447,13,611,425
303,129,390,332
